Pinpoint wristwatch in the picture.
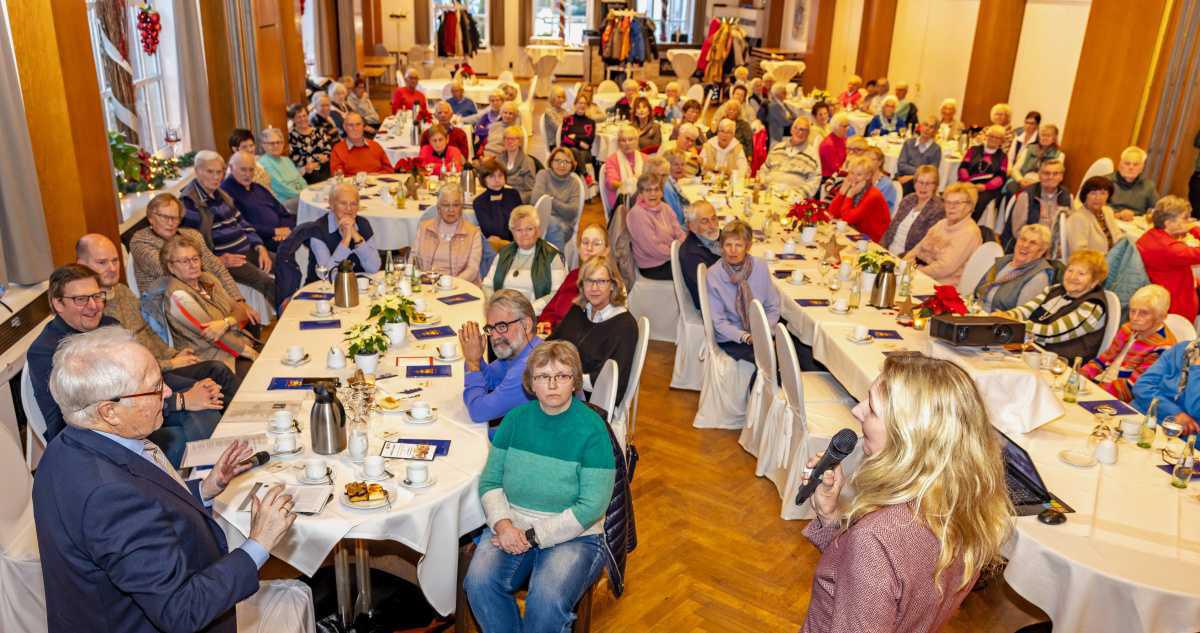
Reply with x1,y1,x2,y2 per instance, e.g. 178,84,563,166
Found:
524,528,539,548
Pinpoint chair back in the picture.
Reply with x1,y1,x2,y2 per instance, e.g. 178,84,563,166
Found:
599,174,614,217
1077,157,1114,199
564,239,579,270
890,180,902,207
1166,314,1197,342
621,317,651,440
122,244,139,297
589,360,620,424
525,75,539,103
685,83,705,103
597,80,620,94
1100,290,1122,352
571,173,586,234
20,364,47,469
749,300,777,381
697,263,717,343
535,194,554,235
774,322,804,420
669,240,701,322
441,82,453,99
957,241,1004,296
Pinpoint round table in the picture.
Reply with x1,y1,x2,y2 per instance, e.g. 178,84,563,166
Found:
213,277,491,619
297,175,476,251
866,136,962,192
760,60,805,85
420,78,507,104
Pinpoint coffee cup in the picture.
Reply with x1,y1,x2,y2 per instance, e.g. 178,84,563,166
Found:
438,341,459,359
437,275,454,289
1023,352,1041,370
790,269,804,284
783,240,797,254
854,325,870,341
273,432,297,453
1094,438,1118,465
270,410,293,432
412,297,427,312
856,239,868,253
833,297,850,312
364,455,386,478
409,400,432,420
304,458,327,480
406,462,429,484
286,345,304,362
315,299,332,315
1119,417,1142,440
357,276,370,292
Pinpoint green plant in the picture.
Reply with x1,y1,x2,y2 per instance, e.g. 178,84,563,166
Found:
368,295,417,325
857,250,891,274
343,323,389,356
108,131,195,194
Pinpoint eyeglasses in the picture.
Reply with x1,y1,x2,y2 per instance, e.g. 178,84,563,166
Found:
59,292,107,307
551,158,573,166
438,203,464,211
170,256,202,266
532,373,573,386
583,278,613,287
77,382,165,411
149,212,181,223
483,318,524,335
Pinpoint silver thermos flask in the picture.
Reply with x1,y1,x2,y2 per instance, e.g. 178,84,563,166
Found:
461,167,476,196
870,261,897,308
333,260,359,308
309,382,347,455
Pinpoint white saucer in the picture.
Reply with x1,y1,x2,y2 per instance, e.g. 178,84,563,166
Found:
405,411,438,425
829,306,851,315
787,277,806,286
271,445,303,458
846,334,874,345
435,280,456,292
1058,449,1098,469
433,352,464,362
309,309,335,318
339,493,391,510
267,423,299,435
359,470,395,483
281,354,311,367
297,467,332,484
400,475,437,490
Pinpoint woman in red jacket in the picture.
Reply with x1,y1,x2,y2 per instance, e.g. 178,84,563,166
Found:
536,224,610,336
418,124,465,176
828,155,891,243
1136,196,1200,322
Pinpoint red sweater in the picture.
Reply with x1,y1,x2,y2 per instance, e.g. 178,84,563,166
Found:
421,126,470,159
819,134,847,177
829,187,890,243
418,145,464,176
329,139,395,176
1137,227,1200,322
537,268,580,330
390,86,431,120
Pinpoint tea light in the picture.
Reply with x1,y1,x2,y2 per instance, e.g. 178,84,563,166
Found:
913,315,928,330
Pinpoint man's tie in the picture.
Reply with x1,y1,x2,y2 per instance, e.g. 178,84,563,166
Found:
142,440,190,492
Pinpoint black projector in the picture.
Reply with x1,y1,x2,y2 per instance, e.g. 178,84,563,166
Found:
929,315,1025,347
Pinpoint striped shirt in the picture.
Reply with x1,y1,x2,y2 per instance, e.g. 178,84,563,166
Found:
1002,285,1106,346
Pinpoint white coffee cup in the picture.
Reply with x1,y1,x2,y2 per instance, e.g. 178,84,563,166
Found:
856,239,868,253
304,458,327,480
315,299,332,315
364,455,386,478
1023,352,1041,370
286,345,304,362
357,276,370,292
835,220,848,233
437,275,454,289
406,462,429,484
438,341,459,358
783,240,797,254
764,249,776,260
1119,417,1142,440
834,297,850,312
790,269,804,284
854,325,870,341
409,400,432,419
270,410,293,432
412,298,428,312
273,432,297,453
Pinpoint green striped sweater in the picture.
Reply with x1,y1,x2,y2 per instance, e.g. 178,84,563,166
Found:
479,399,616,548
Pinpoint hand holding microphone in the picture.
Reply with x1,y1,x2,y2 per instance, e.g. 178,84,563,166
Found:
796,428,858,522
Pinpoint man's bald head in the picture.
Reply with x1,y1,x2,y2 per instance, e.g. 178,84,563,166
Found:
75,233,121,288
229,150,258,187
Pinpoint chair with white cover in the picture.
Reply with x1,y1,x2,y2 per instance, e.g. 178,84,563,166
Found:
236,283,276,326
684,83,705,103
667,49,700,91
769,323,859,519
20,358,47,470
628,267,679,342
1077,157,1114,199
588,359,620,424
596,80,620,95
524,74,540,104
693,264,756,429
957,241,1004,297
608,317,649,450
441,82,454,100
431,66,452,79
0,390,44,633
1100,290,1122,353
598,174,615,218
1166,313,1197,342
236,580,317,633
534,195,554,236
123,244,140,297
668,240,704,390
737,300,779,458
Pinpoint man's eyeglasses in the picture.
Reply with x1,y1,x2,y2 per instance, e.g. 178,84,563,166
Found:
483,318,523,336
532,373,573,386
60,292,107,307
76,382,165,411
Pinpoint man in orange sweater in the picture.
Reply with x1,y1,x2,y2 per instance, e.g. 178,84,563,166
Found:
391,68,432,121
329,113,394,176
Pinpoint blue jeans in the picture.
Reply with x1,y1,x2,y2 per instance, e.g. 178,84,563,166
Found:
544,220,574,255
464,528,604,633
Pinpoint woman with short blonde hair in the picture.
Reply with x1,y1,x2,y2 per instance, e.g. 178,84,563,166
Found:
1080,284,1177,402
801,353,1012,631
828,155,891,242
483,205,567,315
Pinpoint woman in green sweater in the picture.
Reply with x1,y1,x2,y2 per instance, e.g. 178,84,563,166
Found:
465,341,616,632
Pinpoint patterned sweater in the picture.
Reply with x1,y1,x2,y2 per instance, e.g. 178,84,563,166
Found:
1001,285,1106,347
1081,324,1176,402
480,399,615,548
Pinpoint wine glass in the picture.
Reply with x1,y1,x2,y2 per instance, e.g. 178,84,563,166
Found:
1048,356,1068,391
315,264,331,292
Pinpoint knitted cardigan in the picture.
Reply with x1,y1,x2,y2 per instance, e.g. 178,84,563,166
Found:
1080,324,1177,402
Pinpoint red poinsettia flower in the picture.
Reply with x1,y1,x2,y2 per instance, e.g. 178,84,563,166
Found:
787,199,830,225
653,105,665,119
919,285,968,317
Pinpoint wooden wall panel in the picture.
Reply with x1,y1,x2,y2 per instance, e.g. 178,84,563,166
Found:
802,0,839,91
199,0,237,146
766,0,785,48
962,0,1025,126
1062,0,1171,192
854,0,897,82
280,0,307,104
8,0,119,265
415,0,430,45
253,4,289,134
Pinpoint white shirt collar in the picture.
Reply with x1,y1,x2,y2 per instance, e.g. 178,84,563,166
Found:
585,303,626,323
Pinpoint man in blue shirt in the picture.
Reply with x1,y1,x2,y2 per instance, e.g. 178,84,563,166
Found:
1133,339,1200,435
32,325,296,633
459,289,543,426
221,150,296,251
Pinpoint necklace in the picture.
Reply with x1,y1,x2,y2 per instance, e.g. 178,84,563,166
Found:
512,251,535,278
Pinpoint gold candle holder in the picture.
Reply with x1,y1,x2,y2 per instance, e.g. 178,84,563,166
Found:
913,315,928,330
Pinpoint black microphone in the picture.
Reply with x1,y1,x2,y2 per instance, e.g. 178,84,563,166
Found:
795,428,858,506
238,451,271,469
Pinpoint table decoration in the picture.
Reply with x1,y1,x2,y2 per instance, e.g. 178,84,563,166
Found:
344,323,389,374
916,285,968,319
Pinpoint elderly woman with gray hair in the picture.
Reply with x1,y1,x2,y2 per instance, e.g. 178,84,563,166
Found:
1080,284,1177,402
483,205,567,315
701,118,750,176
707,219,780,363
256,127,306,210
973,223,1054,312
310,90,343,138
1136,196,1200,322
414,182,482,284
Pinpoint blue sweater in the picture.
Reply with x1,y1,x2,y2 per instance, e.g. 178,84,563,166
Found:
1133,341,1200,419
220,176,296,248
463,337,543,423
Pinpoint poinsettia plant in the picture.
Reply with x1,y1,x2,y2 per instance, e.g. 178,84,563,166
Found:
787,199,830,227
393,157,422,176
918,285,968,318
368,295,417,326
344,322,389,357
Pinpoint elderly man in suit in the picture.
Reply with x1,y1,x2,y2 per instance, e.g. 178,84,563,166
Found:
32,325,296,633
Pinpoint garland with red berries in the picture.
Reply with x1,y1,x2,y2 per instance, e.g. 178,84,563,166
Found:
137,2,162,56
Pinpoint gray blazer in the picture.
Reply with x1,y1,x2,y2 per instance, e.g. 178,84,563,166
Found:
881,194,946,255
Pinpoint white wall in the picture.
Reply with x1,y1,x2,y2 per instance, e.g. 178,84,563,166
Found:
826,0,864,92
887,0,979,121
1008,0,1091,140
379,0,414,53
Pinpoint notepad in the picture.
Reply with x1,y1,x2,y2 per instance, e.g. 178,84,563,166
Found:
437,293,479,305
294,291,334,301
182,433,273,469
411,325,455,340
868,329,903,340
299,319,342,330
406,364,452,378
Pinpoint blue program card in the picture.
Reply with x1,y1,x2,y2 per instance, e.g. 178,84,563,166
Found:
299,319,341,330
796,298,830,307
391,438,451,457
869,329,903,340
437,293,479,305
773,270,792,279
1078,399,1139,416
411,325,455,340
406,364,452,378
776,253,805,260
294,291,334,301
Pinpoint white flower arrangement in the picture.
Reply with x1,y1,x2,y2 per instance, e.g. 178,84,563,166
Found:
368,294,416,325
343,322,389,357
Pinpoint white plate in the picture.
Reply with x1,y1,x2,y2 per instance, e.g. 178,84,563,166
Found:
434,280,456,292
1058,449,1098,469
309,309,335,318
281,354,311,367
339,492,391,510
404,411,438,425
267,424,299,436
400,475,437,490
787,277,806,286
271,445,304,458
829,306,851,315
846,334,874,345
433,352,464,363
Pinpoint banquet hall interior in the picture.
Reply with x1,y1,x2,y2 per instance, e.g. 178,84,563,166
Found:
2,1,1200,632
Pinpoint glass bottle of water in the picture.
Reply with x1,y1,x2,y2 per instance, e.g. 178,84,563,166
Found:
1170,434,1196,489
848,272,862,310
1138,397,1159,449
1062,356,1082,403
410,259,422,294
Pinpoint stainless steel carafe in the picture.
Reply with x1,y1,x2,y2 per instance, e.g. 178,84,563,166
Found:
310,382,347,455
461,168,476,196
869,261,897,308
333,260,359,308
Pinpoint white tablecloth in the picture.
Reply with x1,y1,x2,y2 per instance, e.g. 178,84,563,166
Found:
866,136,962,192
297,175,475,251
213,278,492,615
591,121,674,160
373,117,473,165
420,78,507,104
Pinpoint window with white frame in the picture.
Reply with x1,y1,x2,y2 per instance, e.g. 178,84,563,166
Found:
636,0,696,44
532,0,591,48
431,0,490,51
86,1,179,154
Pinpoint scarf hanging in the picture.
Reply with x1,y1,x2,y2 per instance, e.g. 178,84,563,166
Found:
721,258,754,333
616,150,643,195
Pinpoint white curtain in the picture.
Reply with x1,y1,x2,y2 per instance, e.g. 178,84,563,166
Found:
173,0,216,152
0,1,52,285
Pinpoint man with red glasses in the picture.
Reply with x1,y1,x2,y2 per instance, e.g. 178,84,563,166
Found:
26,264,223,465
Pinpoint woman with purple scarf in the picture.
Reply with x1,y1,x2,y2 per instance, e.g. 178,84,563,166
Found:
706,220,781,362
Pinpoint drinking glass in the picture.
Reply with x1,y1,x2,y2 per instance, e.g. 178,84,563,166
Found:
315,264,331,292
1048,356,1068,391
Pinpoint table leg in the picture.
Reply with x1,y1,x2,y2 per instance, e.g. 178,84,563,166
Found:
334,542,353,628
354,539,374,618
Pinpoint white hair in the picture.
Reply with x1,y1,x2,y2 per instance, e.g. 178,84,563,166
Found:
881,95,899,108
508,204,540,230
717,118,736,133
677,123,699,140
49,326,146,428
940,98,958,111
831,112,851,127
684,200,715,223
437,181,463,205
327,81,347,98
1121,146,1148,164
260,126,284,143
194,149,223,169
1130,284,1170,317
